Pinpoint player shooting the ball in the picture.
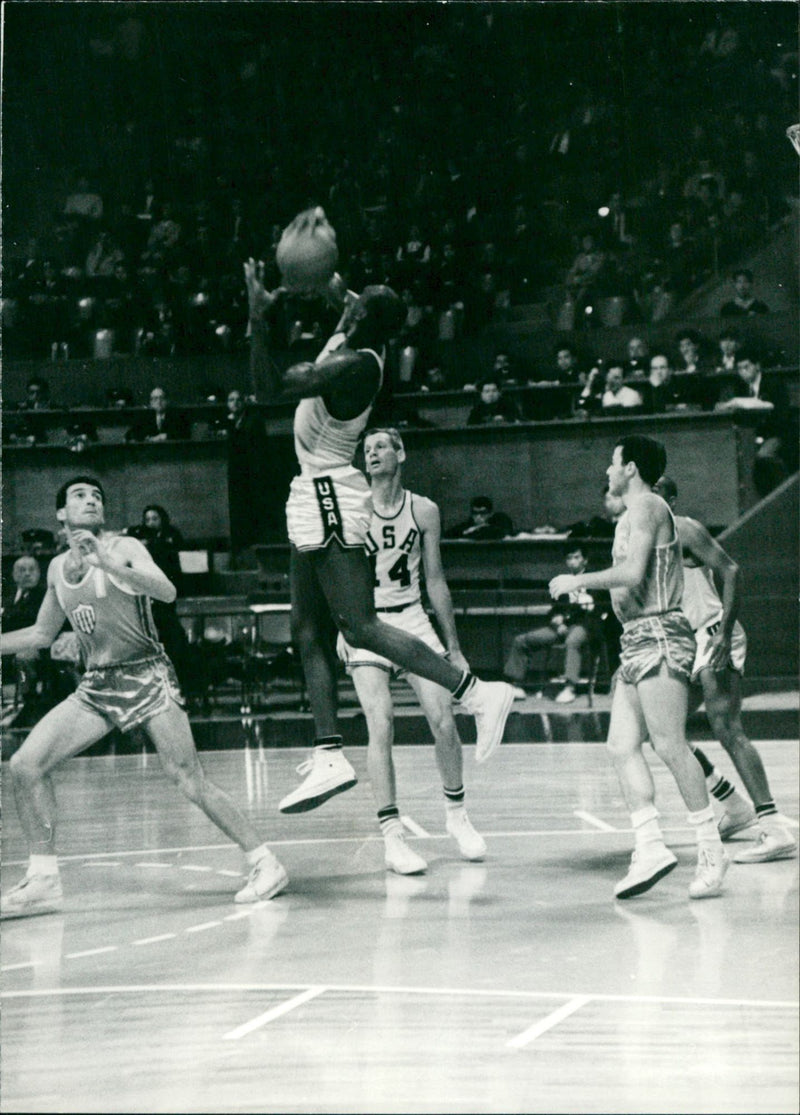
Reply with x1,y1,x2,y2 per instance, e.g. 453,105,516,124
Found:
245,208,523,816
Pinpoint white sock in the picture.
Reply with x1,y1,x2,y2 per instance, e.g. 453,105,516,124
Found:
630,805,664,849
245,842,273,867
29,854,58,877
687,805,721,847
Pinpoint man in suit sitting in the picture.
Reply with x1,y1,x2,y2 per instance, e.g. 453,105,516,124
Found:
2,555,50,715
125,386,190,443
715,347,794,496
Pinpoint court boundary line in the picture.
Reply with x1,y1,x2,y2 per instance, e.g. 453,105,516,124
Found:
2,981,796,1011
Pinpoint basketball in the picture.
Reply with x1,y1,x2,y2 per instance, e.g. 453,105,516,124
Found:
276,206,339,293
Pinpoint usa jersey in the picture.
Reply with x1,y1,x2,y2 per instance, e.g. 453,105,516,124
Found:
293,331,385,477
51,538,163,669
365,491,423,609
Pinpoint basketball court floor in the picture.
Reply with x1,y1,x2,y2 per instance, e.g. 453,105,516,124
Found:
1,734,798,1114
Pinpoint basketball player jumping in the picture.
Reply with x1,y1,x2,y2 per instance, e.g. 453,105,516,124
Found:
338,427,487,874
1,477,288,919
245,213,521,815
655,475,796,863
549,436,728,900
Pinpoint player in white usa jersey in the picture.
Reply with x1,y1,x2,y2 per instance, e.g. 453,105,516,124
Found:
655,476,795,864
337,428,487,874
245,210,522,817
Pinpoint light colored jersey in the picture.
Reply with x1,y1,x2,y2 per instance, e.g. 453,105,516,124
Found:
611,502,684,624
681,562,724,631
51,540,163,669
365,491,423,609
293,332,384,477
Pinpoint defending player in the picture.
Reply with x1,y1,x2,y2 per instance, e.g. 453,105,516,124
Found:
245,211,521,816
338,428,487,874
1,477,287,919
549,436,728,900
655,476,796,863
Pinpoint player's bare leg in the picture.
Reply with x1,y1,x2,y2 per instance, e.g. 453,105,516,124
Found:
351,665,427,875
408,674,486,860
700,668,796,862
607,677,678,899
146,701,287,900
638,663,728,897
2,699,112,918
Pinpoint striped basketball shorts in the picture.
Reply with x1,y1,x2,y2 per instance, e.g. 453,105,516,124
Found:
337,601,446,675
67,654,184,732
618,611,696,686
286,468,373,551
692,616,747,681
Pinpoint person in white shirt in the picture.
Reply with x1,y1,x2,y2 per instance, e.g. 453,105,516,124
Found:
338,427,487,875
244,209,522,817
601,364,644,410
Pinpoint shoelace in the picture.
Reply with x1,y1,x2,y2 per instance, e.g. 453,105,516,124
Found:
295,757,315,776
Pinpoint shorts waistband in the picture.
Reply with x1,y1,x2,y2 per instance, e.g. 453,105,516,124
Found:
376,600,419,613
85,653,168,673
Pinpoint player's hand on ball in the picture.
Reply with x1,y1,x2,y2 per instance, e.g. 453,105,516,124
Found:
243,258,275,322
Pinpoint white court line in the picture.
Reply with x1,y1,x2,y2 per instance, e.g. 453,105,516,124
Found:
573,810,616,832
179,865,214,873
216,869,244,878
64,946,118,960
82,861,122,868
1,962,34,972
223,910,256,921
223,986,328,1040
401,815,431,838
185,921,223,934
133,934,177,947
135,862,174,869
2,982,795,1012
507,995,591,1048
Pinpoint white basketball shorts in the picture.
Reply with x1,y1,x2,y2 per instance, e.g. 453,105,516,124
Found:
286,468,372,551
692,616,747,680
337,600,446,675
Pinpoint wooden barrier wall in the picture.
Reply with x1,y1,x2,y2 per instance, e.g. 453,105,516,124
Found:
2,412,760,550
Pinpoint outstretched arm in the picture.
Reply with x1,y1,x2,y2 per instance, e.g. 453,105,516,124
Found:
417,497,469,673
677,516,740,669
549,499,658,598
70,533,176,603
1,580,67,655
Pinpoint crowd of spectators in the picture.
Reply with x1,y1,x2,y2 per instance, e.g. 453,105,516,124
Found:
3,5,797,362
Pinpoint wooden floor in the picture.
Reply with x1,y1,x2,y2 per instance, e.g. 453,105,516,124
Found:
1,738,798,1114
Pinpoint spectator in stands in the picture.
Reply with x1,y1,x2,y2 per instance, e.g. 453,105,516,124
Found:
714,328,742,374
536,343,582,386
564,230,607,316
222,388,292,563
720,268,770,317
18,377,51,410
491,351,519,387
2,555,50,717
644,353,689,413
675,329,709,376
715,346,794,496
662,221,699,299
85,230,125,278
126,504,189,685
63,176,103,222
601,363,644,411
503,540,604,704
125,386,190,443
467,378,522,425
445,495,514,541
624,336,650,379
